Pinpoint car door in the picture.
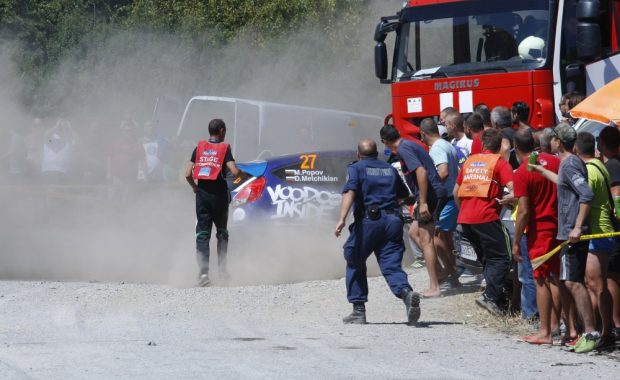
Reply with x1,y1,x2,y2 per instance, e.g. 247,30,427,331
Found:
262,151,355,223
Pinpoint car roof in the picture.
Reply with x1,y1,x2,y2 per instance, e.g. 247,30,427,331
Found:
574,118,607,137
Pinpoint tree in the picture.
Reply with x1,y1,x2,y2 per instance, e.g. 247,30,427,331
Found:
0,0,366,110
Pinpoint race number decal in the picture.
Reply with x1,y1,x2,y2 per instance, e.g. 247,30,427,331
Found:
300,154,317,170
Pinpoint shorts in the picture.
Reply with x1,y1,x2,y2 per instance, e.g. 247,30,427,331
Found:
559,241,589,283
415,196,447,226
588,237,616,254
436,199,458,232
527,229,560,279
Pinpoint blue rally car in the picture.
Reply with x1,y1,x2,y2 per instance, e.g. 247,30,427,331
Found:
227,151,357,227
226,150,428,266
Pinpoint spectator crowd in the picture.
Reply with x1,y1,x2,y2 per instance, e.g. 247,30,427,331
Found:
1,115,184,200
395,95,620,354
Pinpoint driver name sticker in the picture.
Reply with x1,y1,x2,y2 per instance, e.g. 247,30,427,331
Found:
407,97,422,113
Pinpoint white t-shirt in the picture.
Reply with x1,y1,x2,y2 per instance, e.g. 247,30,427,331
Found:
143,140,161,174
41,134,74,174
451,135,473,155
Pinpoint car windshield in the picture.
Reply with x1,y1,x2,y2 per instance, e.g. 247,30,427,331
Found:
394,0,551,81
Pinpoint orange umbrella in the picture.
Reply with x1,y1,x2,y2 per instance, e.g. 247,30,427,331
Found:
570,77,620,125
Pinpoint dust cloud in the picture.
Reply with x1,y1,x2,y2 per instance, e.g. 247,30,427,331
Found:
0,1,403,287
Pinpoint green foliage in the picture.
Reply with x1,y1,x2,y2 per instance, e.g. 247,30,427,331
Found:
1,1,132,103
0,0,366,109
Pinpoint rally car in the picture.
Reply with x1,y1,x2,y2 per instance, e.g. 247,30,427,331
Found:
228,151,355,225
226,150,424,259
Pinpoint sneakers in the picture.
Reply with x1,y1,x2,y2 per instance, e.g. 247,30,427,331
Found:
613,327,620,341
475,294,502,316
196,274,211,287
343,303,366,324
574,333,599,353
594,335,616,352
403,289,421,324
440,274,462,290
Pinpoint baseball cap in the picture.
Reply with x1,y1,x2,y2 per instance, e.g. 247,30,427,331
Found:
552,124,576,144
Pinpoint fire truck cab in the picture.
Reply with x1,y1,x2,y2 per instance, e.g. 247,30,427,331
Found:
374,0,620,138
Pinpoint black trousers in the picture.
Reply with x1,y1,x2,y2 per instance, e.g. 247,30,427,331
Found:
461,220,511,304
195,189,229,275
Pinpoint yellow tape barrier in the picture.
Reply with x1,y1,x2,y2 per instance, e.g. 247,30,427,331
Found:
531,231,620,270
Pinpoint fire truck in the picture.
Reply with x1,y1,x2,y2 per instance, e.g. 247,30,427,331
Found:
374,0,620,139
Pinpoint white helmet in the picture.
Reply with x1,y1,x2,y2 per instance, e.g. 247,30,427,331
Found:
519,36,545,60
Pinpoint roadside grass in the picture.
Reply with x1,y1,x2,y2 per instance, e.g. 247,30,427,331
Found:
443,287,531,336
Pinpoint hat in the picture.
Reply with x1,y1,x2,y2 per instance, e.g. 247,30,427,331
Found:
552,124,577,144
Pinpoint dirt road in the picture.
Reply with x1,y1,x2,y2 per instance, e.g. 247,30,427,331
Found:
0,268,617,379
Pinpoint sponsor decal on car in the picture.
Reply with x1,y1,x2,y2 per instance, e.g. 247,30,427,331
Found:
266,185,341,219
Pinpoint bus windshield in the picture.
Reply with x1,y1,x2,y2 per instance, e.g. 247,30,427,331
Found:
394,0,552,81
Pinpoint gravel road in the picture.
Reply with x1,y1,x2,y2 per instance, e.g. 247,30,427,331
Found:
0,267,618,379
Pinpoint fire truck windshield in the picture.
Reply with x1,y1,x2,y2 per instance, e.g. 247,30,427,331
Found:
394,0,551,81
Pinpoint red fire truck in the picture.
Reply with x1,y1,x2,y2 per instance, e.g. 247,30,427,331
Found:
374,0,620,139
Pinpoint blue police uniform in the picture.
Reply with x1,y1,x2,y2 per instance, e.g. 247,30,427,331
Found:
342,156,413,303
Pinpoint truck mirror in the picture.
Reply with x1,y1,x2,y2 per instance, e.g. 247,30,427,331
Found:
576,0,602,60
375,42,388,80
576,23,602,60
374,19,398,43
576,0,599,19
373,17,398,83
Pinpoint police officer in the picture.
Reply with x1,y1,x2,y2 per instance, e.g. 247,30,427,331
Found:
335,138,421,324
185,119,246,287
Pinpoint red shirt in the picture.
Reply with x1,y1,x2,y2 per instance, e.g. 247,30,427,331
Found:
513,152,560,232
456,151,514,224
470,135,482,155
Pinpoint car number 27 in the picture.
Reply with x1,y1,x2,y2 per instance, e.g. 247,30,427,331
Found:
300,154,317,170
